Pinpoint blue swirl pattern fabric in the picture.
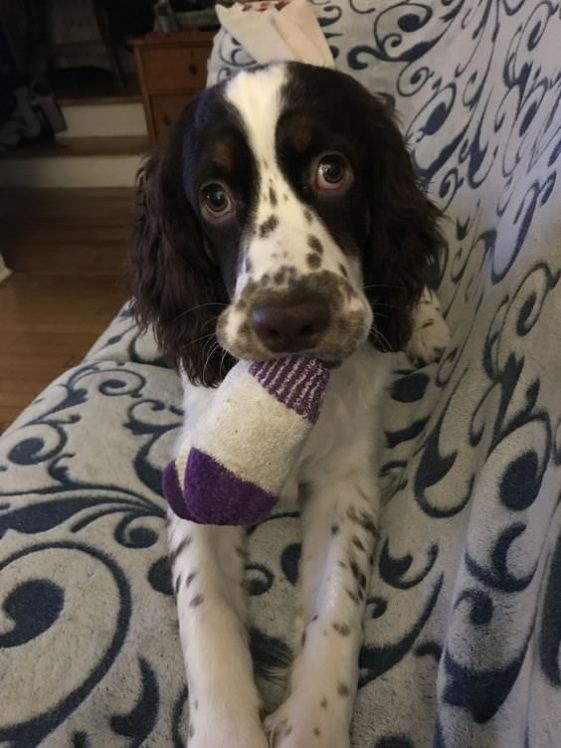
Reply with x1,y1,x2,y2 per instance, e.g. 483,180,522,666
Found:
2,2,561,745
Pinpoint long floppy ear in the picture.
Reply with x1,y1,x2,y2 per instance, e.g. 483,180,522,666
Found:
128,106,230,387
362,98,444,352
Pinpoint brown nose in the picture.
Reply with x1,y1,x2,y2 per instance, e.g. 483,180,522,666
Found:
251,297,330,353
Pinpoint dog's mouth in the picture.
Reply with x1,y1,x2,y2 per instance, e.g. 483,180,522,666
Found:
216,270,372,363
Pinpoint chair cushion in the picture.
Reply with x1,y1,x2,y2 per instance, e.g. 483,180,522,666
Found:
2,3,561,745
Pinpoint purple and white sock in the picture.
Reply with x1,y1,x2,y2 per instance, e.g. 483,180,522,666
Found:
162,355,330,525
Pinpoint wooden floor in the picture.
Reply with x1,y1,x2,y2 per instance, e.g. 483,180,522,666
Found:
4,135,150,158
0,188,134,433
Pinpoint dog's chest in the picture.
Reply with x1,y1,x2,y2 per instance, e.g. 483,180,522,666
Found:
282,345,389,500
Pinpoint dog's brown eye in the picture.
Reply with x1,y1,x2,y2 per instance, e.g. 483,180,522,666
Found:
200,183,232,218
314,153,351,193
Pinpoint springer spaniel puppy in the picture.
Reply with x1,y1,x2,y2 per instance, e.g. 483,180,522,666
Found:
129,62,449,748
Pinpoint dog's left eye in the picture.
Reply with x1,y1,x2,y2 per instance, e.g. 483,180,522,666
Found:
314,153,352,193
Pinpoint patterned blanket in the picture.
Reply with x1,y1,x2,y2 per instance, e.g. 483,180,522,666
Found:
2,2,561,746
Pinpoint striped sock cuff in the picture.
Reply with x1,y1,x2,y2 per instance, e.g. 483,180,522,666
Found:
249,356,330,423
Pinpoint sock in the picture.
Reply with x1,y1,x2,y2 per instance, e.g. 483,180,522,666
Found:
162,355,329,525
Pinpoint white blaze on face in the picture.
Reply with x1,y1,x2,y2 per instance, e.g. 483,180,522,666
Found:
217,65,373,360
224,65,361,296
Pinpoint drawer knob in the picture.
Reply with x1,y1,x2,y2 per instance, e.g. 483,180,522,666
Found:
189,63,198,75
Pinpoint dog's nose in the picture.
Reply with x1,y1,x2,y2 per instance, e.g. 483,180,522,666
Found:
251,297,330,353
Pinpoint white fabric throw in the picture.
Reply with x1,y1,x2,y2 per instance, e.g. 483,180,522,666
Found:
213,0,334,75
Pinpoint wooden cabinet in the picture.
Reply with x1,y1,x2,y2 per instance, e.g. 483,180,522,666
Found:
150,94,192,143
131,30,215,145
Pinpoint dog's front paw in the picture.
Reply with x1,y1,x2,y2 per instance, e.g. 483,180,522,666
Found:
189,729,268,748
265,698,350,748
188,716,268,748
406,289,450,367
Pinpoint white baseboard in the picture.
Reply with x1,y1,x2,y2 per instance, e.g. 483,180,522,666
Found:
0,154,144,188
59,102,147,139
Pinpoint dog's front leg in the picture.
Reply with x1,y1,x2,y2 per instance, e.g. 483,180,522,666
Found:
168,513,268,748
265,467,380,748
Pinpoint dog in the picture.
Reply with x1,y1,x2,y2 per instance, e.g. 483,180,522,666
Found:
129,62,450,748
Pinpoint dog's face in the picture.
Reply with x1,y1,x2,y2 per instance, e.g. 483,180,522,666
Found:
187,65,375,364
130,62,443,385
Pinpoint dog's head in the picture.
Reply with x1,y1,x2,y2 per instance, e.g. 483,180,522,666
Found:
129,62,443,385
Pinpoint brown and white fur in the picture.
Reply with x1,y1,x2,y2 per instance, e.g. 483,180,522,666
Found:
129,62,450,748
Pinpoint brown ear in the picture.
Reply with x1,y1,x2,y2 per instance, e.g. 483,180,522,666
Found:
362,98,444,352
128,107,230,386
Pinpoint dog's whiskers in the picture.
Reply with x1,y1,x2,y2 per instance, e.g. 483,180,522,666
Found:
188,331,217,348
373,301,402,311
173,302,227,324
362,283,403,292
220,346,229,378
370,324,393,352
202,339,221,384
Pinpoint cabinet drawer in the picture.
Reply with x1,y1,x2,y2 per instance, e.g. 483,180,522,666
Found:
151,94,192,142
141,46,209,93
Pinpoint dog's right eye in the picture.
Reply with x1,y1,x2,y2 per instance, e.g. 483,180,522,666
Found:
200,183,233,219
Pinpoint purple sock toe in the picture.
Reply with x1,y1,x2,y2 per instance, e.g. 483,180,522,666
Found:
184,448,278,525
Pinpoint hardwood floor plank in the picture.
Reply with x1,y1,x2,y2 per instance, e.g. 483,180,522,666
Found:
0,331,99,357
0,188,134,433
0,136,149,158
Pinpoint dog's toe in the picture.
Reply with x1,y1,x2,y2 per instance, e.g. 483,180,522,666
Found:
406,291,451,367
